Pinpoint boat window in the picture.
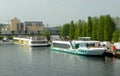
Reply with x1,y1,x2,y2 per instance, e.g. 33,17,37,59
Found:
87,43,95,47
13,39,19,41
31,41,47,44
75,44,79,49
53,43,70,49
79,43,87,47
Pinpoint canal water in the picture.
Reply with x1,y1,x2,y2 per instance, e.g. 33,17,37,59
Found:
0,44,120,76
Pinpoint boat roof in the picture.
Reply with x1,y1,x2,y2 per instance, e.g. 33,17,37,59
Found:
72,40,100,44
52,40,71,44
78,37,91,41
52,40,70,43
52,40,100,44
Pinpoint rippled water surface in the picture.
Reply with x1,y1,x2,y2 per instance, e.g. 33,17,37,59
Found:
0,44,120,76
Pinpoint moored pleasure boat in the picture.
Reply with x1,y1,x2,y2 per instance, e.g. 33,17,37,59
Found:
50,40,107,56
113,42,120,51
13,36,48,47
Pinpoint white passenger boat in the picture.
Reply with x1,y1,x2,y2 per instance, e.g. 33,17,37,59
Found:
2,37,8,42
50,40,107,56
13,36,48,47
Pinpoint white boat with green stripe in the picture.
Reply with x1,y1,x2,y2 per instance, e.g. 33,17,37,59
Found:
50,40,107,56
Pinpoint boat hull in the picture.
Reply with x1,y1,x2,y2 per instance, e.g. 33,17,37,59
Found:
50,47,106,56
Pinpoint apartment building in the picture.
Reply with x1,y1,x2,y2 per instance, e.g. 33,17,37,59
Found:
10,17,44,34
24,21,44,31
11,17,21,31
0,17,60,35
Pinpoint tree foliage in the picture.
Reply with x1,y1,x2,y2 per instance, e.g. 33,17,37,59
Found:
74,20,84,39
60,23,70,39
104,15,116,41
97,15,105,41
69,20,75,40
86,16,92,37
112,31,120,42
91,17,99,40
43,29,51,41
60,14,116,42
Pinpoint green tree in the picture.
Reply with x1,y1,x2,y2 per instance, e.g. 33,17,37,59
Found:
97,15,105,41
60,14,116,41
112,31,120,42
92,17,99,40
86,16,92,37
43,29,51,41
74,25,78,39
69,20,75,40
104,15,116,41
74,20,83,39
82,22,87,37
60,23,70,39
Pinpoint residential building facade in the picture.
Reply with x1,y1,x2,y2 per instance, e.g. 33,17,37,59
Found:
0,17,60,35
10,17,44,34
11,17,21,31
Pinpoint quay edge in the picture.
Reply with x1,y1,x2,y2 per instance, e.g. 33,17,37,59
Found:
105,50,120,58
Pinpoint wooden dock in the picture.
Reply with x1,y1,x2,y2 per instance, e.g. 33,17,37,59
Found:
105,50,120,58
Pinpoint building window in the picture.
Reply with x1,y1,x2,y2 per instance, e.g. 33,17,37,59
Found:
53,43,70,49
26,23,32,26
17,25,19,31
36,23,40,26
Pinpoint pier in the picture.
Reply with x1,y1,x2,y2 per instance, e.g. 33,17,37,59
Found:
105,50,120,58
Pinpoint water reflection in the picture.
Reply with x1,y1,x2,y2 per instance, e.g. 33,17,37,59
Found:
50,51,120,76
50,50,106,62
22,46,33,63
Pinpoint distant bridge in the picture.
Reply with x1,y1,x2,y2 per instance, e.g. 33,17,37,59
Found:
0,30,60,36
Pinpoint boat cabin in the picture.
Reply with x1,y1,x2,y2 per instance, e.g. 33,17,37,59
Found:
72,41,100,49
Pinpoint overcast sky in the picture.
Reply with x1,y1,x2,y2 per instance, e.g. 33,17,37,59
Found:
0,0,120,27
